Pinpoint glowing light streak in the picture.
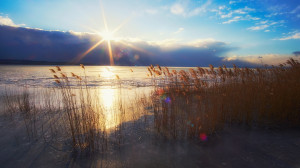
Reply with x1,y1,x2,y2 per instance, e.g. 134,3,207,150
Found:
72,39,105,63
107,40,114,65
118,41,153,56
75,1,144,66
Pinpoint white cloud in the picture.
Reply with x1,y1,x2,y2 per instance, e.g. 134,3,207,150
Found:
174,27,184,34
229,1,236,5
221,12,233,18
148,38,181,48
219,6,226,10
247,25,269,30
248,20,283,31
187,0,212,17
222,7,255,17
222,14,260,24
234,9,247,14
0,15,19,27
260,20,268,24
233,7,254,14
222,16,241,24
243,15,260,21
268,5,287,13
170,4,185,15
291,5,300,14
225,54,299,65
170,0,212,17
277,32,300,40
229,0,243,5
265,12,285,18
187,38,219,48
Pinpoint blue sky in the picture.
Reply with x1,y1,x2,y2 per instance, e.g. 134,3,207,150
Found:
0,0,300,65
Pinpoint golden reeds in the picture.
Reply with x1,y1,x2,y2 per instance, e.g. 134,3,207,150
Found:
3,58,299,153
150,58,300,139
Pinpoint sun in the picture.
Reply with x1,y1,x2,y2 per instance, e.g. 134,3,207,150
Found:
99,31,115,41
73,2,142,66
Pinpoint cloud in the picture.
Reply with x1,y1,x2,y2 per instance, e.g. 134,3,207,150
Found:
247,25,269,30
225,53,299,65
0,15,21,27
0,24,249,67
247,20,284,31
229,1,237,5
293,51,300,57
218,6,226,10
268,5,287,13
229,0,242,5
277,32,300,40
221,12,233,18
148,38,181,48
219,6,255,19
222,16,241,24
291,5,300,14
187,0,212,17
219,7,258,24
170,4,185,15
187,38,222,48
174,27,184,34
170,0,212,17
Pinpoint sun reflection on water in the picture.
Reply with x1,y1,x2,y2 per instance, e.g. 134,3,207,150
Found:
98,88,121,129
100,88,115,110
101,67,115,79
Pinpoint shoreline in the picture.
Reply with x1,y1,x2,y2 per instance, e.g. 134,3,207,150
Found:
1,112,300,168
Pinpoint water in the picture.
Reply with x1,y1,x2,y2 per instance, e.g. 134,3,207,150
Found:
0,65,195,128
1,65,299,167
0,65,195,90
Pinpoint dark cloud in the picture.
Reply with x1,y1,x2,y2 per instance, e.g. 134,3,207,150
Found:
293,51,300,57
0,25,256,67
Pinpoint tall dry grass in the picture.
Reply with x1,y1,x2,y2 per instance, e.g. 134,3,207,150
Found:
2,59,299,153
4,88,39,140
149,58,300,139
2,64,153,155
49,65,108,153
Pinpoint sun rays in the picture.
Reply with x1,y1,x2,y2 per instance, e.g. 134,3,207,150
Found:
72,2,122,66
99,31,115,41
73,39,105,63
72,2,151,66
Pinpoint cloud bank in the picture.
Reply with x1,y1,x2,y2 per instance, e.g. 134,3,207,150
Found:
224,53,300,66
0,24,257,67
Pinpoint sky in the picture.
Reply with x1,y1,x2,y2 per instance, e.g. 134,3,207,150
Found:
0,0,300,66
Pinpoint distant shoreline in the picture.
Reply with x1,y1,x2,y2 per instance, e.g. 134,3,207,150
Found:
0,59,263,68
0,59,95,66
0,59,199,67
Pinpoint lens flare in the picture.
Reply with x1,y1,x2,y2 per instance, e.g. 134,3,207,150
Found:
74,1,129,66
199,133,208,141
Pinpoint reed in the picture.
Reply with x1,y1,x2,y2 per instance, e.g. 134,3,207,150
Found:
148,58,300,139
2,58,299,154
50,66,108,153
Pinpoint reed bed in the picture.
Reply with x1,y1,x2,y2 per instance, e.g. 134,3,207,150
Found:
48,65,109,153
2,64,153,154
149,58,300,139
2,58,299,155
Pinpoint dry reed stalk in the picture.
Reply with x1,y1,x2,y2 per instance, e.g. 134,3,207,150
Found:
151,58,300,139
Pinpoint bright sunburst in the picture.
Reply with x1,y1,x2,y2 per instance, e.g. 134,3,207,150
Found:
99,31,115,41
72,2,149,66
72,2,125,66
